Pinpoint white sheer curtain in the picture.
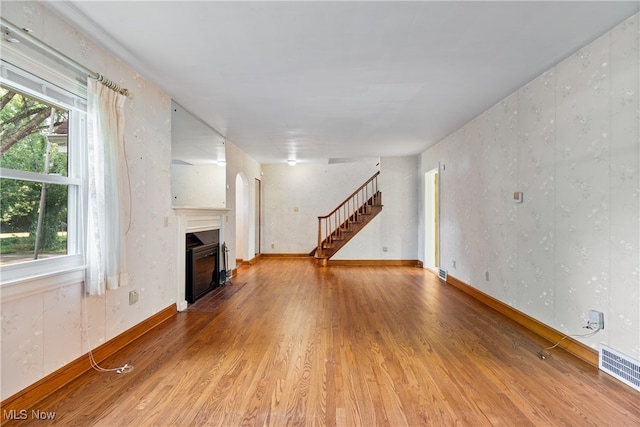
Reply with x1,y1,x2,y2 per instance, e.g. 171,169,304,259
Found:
85,78,128,295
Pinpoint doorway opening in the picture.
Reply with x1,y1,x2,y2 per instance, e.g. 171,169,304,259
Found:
235,173,249,264
424,168,439,270
254,178,261,257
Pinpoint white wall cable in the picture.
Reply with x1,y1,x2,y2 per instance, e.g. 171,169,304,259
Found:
537,325,602,360
81,293,134,374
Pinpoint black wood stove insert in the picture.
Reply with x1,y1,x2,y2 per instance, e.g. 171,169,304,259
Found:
185,229,219,303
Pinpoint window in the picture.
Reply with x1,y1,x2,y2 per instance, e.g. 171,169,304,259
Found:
1,87,69,262
0,63,86,286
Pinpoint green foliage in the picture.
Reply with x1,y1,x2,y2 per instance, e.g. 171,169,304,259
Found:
0,233,67,254
0,178,41,231
0,235,33,254
0,86,69,255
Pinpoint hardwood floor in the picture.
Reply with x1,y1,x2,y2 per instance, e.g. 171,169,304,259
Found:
6,258,639,426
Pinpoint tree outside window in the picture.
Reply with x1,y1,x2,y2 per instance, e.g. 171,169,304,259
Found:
0,85,70,265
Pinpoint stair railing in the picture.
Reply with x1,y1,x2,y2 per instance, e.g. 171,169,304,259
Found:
317,171,380,257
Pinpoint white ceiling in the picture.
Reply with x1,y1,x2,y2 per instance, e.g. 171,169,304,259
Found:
48,1,638,164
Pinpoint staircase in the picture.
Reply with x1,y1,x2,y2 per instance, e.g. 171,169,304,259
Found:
312,172,383,266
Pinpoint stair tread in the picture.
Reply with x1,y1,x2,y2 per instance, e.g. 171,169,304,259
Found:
313,190,383,263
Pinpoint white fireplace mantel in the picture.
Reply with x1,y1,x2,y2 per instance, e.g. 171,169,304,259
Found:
173,207,229,311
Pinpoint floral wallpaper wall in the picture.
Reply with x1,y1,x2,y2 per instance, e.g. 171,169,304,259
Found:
1,2,177,400
421,13,639,358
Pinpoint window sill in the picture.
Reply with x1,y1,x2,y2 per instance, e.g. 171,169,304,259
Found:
0,258,86,303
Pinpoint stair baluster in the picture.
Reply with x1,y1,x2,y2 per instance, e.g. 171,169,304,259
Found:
314,171,383,264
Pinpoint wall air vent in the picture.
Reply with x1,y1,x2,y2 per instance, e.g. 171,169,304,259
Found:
438,268,448,281
599,344,640,392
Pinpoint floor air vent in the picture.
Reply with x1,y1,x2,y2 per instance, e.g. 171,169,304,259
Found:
599,344,640,392
438,268,448,281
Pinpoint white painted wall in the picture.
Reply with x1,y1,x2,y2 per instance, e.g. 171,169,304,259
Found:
235,172,249,261
1,2,177,400
170,164,226,207
225,140,261,270
261,160,380,254
420,13,640,358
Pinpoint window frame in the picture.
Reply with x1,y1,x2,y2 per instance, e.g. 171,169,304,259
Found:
0,61,87,292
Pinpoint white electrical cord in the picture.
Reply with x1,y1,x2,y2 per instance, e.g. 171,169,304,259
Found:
537,324,602,360
89,350,133,374
81,294,134,374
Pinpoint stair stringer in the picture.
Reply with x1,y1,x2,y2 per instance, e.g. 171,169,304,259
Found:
313,202,383,261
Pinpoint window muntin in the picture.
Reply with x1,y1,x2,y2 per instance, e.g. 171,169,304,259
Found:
1,87,69,175
0,81,84,275
0,179,69,264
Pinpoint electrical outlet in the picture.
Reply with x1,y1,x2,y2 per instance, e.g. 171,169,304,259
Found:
382,246,388,252
485,271,490,281
271,243,275,249
452,260,456,268
129,290,139,305
588,310,604,330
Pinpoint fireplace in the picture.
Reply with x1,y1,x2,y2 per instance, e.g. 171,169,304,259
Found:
173,207,228,311
185,230,220,303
